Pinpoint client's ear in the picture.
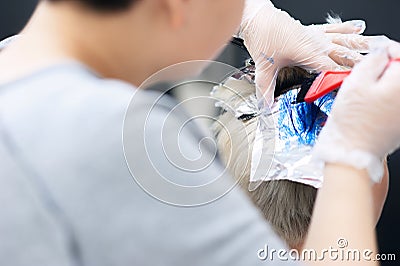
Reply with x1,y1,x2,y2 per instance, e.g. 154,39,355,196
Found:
275,67,314,97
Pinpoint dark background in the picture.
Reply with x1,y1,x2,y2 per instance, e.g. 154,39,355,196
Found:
1,0,399,263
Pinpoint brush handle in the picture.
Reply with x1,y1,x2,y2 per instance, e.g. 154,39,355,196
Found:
304,58,400,103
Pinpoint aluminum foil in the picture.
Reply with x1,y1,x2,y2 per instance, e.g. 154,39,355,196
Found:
252,88,338,190
213,69,338,190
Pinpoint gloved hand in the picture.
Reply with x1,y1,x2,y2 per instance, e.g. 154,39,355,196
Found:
239,0,388,106
313,41,400,183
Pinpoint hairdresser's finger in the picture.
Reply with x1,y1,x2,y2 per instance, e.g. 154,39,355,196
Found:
328,34,389,53
329,44,364,67
380,60,400,88
387,40,400,58
350,50,390,82
302,55,341,72
323,20,366,34
380,42,400,84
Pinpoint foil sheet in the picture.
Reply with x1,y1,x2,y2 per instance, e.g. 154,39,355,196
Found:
252,88,338,190
214,69,338,189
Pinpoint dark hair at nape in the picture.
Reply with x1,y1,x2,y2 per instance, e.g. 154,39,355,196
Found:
46,0,139,11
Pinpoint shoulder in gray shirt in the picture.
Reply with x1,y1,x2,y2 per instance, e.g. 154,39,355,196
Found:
0,63,297,266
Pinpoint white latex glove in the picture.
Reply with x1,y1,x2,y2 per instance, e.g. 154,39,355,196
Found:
239,0,388,106
313,41,400,183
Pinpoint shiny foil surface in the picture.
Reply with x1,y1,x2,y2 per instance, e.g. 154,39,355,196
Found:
214,71,338,189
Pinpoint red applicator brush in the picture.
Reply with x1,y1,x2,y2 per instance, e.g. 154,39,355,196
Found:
296,58,400,103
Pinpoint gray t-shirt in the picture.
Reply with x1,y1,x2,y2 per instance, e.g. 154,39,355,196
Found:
0,61,297,266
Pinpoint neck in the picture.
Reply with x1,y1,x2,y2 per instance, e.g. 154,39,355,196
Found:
0,1,160,87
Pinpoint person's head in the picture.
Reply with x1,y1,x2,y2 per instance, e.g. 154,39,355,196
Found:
212,67,317,250
31,0,245,85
